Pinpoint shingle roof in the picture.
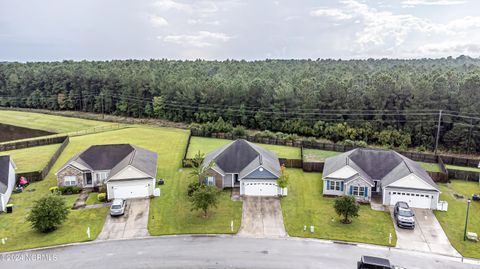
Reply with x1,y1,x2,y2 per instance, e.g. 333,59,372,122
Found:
57,144,157,180
323,148,438,190
203,139,281,178
0,156,12,194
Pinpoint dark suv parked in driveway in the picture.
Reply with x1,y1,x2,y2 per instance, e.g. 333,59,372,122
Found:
394,201,415,229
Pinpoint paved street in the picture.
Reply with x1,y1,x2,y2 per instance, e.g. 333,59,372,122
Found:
237,197,287,238
391,207,460,257
97,199,150,240
1,236,478,269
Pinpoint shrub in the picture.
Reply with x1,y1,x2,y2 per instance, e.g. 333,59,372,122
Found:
58,186,82,195
355,141,368,148
343,139,355,146
303,137,317,143
333,196,360,224
26,195,70,233
187,182,201,197
49,186,59,194
190,185,221,218
232,125,247,136
97,193,106,202
284,133,299,142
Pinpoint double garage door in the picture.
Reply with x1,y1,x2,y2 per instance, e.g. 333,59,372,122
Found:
243,181,279,196
110,183,150,199
389,190,434,209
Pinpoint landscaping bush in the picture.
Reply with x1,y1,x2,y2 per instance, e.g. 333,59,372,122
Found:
27,195,70,233
232,125,247,136
58,186,82,195
97,193,106,202
187,182,201,197
49,186,59,194
333,196,360,224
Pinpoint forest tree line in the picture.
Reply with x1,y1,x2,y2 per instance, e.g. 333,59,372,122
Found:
0,57,480,153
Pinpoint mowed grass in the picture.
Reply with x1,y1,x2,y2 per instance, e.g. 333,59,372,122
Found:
0,144,61,173
149,133,243,235
434,181,480,259
418,162,442,172
303,148,340,162
446,165,480,173
187,136,301,159
0,110,109,133
281,170,396,246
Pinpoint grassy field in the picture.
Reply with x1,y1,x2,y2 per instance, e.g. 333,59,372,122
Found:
302,148,340,162
86,192,103,206
0,110,109,133
445,165,480,172
418,162,442,172
0,144,61,173
187,136,301,159
434,181,480,259
281,170,396,246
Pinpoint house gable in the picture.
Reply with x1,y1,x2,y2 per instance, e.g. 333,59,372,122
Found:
107,165,154,181
324,165,358,179
384,173,439,191
242,166,277,180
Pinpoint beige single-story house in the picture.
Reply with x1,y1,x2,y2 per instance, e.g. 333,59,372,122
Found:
56,144,157,200
0,155,16,212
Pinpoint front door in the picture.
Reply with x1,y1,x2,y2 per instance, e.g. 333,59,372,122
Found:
85,172,93,186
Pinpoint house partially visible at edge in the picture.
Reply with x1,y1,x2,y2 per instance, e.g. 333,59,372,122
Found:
0,155,16,212
56,144,158,200
323,148,440,209
202,139,283,196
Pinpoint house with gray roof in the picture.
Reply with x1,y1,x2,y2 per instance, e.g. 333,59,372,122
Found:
0,155,16,212
323,148,440,209
56,144,158,200
202,139,282,196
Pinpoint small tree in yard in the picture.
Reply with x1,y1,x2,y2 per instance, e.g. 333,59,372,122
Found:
27,195,70,233
277,164,289,196
189,151,215,184
333,196,360,224
190,185,221,218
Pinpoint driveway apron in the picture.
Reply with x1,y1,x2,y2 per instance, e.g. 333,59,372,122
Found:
391,207,460,257
97,198,150,240
237,196,287,238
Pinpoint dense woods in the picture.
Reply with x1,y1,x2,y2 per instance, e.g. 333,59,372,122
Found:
1,57,480,153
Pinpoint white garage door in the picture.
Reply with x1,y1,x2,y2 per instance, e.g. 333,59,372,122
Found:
112,184,149,199
244,181,278,196
389,191,432,209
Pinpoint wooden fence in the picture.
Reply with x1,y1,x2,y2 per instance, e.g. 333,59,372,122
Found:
16,136,70,182
0,136,67,151
446,169,479,182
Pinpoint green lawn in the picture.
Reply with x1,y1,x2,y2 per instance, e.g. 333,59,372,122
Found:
187,136,301,159
281,170,396,246
434,181,480,259
0,144,61,173
86,192,103,206
303,148,340,162
418,162,442,172
0,110,109,133
446,165,480,173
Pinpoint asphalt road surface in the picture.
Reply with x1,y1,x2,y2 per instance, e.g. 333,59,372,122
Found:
1,236,478,269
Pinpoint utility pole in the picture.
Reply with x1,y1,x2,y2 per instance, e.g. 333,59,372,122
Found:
434,110,442,155
464,199,471,241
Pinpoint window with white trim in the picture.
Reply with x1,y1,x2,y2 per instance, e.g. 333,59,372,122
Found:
352,186,365,196
96,172,108,184
328,181,341,191
64,176,77,186
207,176,215,186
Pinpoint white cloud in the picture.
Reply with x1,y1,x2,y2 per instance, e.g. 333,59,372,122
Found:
150,15,169,27
162,31,231,47
401,0,466,6
418,42,480,54
309,8,353,20
154,0,191,11
187,19,220,25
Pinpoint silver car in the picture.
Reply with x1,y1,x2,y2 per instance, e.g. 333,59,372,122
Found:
110,199,127,216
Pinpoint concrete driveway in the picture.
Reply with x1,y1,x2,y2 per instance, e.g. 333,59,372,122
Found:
237,196,287,238
391,207,460,257
97,198,150,240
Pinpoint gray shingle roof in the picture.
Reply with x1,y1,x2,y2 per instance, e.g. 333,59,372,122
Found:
57,144,158,180
0,155,12,194
203,139,281,178
323,148,438,190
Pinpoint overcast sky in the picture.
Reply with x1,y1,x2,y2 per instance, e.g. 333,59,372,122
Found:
1,0,480,61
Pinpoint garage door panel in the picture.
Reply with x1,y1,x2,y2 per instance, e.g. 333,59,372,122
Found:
244,180,278,196
111,184,149,199
389,190,432,209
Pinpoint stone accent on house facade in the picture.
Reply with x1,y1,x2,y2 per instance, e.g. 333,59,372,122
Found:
57,166,84,188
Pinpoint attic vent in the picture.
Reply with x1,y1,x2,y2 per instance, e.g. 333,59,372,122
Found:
259,167,264,172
